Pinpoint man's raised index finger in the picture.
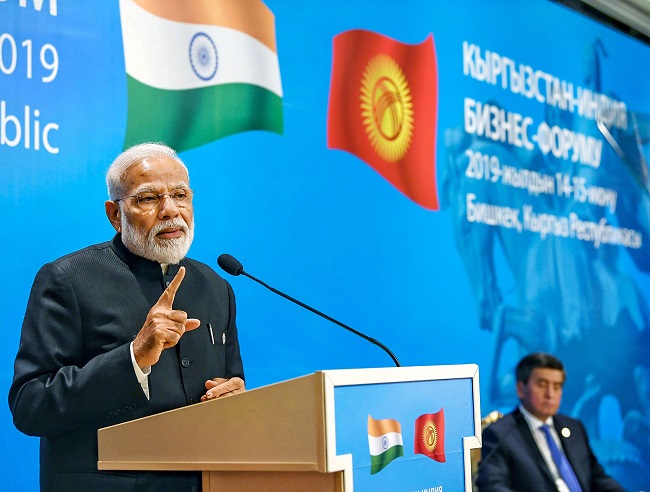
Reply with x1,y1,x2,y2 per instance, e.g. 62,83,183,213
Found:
156,266,186,308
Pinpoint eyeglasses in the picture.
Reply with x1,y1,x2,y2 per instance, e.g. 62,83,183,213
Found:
114,189,194,211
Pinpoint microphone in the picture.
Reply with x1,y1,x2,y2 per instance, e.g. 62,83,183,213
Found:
217,254,400,367
218,254,244,276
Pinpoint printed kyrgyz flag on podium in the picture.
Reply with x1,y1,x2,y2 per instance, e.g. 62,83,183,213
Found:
119,0,283,151
327,29,439,210
414,408,446,462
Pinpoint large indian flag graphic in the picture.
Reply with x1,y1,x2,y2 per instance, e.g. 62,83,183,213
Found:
119,0,283,151
367,415,404,474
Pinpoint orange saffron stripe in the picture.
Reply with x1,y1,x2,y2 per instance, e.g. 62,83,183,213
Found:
367,415,402,437
131,0,277,52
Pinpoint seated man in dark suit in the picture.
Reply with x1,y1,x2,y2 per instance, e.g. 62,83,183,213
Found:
9,143,246,492
476,352,625,492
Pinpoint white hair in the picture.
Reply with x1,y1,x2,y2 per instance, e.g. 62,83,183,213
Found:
106,142,188,200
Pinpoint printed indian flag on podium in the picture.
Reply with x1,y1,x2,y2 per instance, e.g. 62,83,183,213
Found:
367,415,404,474
119,0,283,151
327,29,439,210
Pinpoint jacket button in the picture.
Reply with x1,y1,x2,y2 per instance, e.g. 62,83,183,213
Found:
181,357,191,368
165,280,171,287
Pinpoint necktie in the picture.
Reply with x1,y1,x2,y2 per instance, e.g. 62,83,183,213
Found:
539,424,582,492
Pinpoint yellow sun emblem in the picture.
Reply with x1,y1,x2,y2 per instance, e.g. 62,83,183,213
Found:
360,54,414,163
421,419,438,452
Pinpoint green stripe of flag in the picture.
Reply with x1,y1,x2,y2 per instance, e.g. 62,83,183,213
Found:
123,76,283,151
370,444,404,474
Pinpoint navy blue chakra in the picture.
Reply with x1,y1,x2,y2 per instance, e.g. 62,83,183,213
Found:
189,32,218,81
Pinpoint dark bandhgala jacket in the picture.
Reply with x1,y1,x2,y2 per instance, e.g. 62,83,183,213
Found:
9,235,244,492
476,408,625,492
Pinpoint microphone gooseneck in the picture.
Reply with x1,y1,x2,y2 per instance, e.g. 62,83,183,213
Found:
217,253,400,367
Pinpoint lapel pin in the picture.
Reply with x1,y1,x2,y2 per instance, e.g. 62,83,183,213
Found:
561,427,571,438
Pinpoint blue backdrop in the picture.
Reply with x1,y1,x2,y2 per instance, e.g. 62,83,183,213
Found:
2,1,650,490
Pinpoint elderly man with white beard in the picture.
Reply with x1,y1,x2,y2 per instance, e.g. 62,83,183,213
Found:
9,143,245,492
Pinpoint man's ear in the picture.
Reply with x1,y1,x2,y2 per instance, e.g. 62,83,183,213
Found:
515,380,525,400
105,200,122,233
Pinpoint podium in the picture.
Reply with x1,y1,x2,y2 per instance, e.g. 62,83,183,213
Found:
98,365,481,491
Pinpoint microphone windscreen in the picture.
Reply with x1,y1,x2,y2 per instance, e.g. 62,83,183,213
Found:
217,254,244,276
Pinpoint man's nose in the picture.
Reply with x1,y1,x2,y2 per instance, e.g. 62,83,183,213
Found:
158,194,181,218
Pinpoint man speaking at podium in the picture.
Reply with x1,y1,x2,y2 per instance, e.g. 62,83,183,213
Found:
9,143,245,492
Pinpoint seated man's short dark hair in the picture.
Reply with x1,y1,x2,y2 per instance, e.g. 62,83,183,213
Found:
516,352,565,384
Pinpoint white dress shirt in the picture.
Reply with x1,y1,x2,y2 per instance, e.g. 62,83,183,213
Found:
519,405,571,492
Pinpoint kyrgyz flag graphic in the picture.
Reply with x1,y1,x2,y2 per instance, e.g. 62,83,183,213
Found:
367,415,404,474
119,0,283,151
414,408,446,462
327,29,439,210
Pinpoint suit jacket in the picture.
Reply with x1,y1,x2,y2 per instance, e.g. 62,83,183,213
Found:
476,408,625,492
9,235,244,492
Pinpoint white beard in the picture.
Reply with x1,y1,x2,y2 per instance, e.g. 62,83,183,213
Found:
121,217,194,265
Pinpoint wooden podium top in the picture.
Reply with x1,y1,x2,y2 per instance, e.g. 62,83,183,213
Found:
99,372,329,472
